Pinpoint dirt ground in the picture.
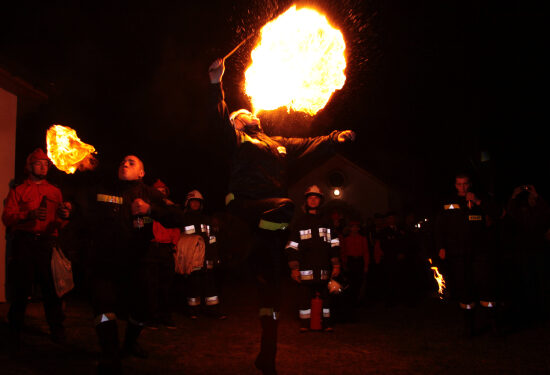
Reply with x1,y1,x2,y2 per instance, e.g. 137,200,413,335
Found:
1,273,549,375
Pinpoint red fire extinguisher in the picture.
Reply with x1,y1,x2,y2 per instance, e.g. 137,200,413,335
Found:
310,292,323,330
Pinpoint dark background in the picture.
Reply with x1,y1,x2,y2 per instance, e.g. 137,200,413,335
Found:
1,0,546,215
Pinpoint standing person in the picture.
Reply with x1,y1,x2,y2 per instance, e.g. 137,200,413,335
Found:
2,148,72,346
502,184,550,328
340,220,369,312
180,189,225,319
377,212,411,307
84,155,183,374
285,185,340,332
435,173,497,337
143,179,180,330
208,58,355,374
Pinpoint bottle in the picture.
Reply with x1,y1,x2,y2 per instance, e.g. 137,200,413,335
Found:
133,216,144,229
38,196,47,221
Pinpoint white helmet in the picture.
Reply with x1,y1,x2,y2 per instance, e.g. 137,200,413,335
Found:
185,190,204,209
229,109,253,127
304,185,324,199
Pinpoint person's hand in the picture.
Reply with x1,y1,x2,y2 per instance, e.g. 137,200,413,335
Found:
337,130,356,143
28,207,47,221
57,202,72,219
465,192,480,206
209,58,225,84
131,198,151,216
526,185,538,199
331,264,341,278
164,198,175,206
290,269,301,283
438,248,446,260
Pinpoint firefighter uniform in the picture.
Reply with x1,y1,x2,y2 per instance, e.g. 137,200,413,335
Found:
2,148,69,344
181,190,224,319
210,79,345,374
84,176,183,371
285,201,340,331
435,195,497,335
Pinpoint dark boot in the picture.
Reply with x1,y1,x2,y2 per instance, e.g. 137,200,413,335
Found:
188,303,200,319
323,315,334,332
255,315,278,375
482,305,501,337
121,322,147,359
463,308,475,338
96,320,121,375
299,318,310,333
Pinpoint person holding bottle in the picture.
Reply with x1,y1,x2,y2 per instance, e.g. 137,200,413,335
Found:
83,155,183,374
2,148,72,346
435,173,497,337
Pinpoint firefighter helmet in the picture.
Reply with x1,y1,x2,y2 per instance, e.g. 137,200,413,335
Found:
304,185,323,198
185,190,204,209
229,109,253,127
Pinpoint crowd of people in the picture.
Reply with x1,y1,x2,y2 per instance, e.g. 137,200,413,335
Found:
2,58,549,375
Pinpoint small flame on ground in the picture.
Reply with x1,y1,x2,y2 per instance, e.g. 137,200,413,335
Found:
46,124,97,174
244,6,347,115
428,258,446,299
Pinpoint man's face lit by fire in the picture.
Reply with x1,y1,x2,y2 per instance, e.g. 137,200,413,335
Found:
234,112,261,131
31,160,49,180
118,155,145,181
455,177,470,197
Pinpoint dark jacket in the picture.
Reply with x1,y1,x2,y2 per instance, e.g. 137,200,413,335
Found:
435,195,491,258
285,212,340,283
210,82,341,200
84,179,183,266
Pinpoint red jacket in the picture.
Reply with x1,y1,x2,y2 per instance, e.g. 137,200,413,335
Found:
2,178,66,236
341,233,370,271
152,221,180,245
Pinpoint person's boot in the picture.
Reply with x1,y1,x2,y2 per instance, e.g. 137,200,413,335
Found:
121,322,147,359
96,320,122,375
203,301,228,320
481,304,501,337
188,301,200,319
323,314,334,332
254,314,278,375
299,318,310,333
463,308,475,338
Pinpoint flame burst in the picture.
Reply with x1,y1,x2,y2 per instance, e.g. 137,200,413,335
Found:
46,125,97,174
244,6,346,115
428,259,446,299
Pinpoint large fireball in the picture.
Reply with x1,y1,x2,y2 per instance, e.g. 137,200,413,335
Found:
244,6,347,116
46,124,97,174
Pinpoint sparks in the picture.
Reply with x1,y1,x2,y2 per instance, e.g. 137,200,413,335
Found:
244,6,347,115
46,124,97,174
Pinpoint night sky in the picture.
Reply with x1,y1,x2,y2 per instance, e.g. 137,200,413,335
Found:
1,0,546,215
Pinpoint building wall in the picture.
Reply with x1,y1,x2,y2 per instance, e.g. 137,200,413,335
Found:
289,155,390,221
0,88,17,302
